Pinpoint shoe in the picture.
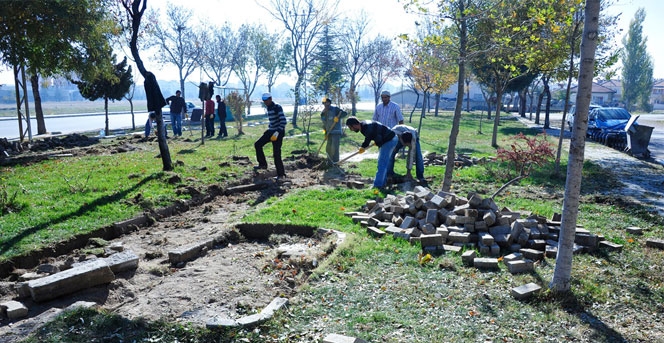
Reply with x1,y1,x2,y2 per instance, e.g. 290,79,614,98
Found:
275,174,287,181
253,165,267,171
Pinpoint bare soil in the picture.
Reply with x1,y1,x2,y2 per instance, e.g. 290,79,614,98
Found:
0,134,353,342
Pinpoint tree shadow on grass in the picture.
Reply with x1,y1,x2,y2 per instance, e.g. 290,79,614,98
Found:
0,173,161,257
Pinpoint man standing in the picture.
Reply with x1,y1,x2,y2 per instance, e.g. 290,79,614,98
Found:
204,97,215,137
216,95,228,138
320,96,347,163
165,90,187,137
254,93,287,180
389,124,425,184
345,116,398,189
372,90,403,128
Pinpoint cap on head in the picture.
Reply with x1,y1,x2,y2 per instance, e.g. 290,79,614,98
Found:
322,96,331,104
261,92,272,101
380,90,391,97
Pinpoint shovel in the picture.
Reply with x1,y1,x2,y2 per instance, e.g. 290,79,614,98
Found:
335,143,375,165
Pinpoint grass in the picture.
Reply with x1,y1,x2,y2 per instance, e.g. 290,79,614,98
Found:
5,110,664,342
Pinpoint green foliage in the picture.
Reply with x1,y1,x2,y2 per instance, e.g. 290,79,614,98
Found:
226,91,245,135
73,56,133,103
620,8,654,112
0,179,25,215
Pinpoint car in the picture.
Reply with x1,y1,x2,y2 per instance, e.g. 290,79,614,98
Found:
566,104,601,132
162,101,199,116
588,107,634,131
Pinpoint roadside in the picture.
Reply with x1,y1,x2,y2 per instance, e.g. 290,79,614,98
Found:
513,113,664,216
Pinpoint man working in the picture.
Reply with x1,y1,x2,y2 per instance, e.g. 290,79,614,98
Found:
345,116,398,189
389,124,425,185
165,90,187,137
372,90,403,128
320,96,347,163
254,93,287,180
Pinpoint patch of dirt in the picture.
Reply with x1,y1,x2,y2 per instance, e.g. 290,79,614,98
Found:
0,134,357,341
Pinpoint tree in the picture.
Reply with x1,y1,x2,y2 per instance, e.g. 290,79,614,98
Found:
200,23,247,88
263,36,292,93
122,0,172,171
72,56,133,136
338,11,379,115
366,36,404,106
152,3,201,100
261,0,339,127
0,0,117,137
621,8,654,112
233,25,270,115
550,0,601,293
310,24,345,97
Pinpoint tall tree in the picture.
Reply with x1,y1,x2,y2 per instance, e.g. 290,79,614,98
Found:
261,0,338,127
263,35,293,93
620,8,654,112
72,56,133,136
200,23,246,88
152,3,201,99
233,25,271,115
0,0,117,137
122,0,172,171
310,24,345,97
550,0,601,293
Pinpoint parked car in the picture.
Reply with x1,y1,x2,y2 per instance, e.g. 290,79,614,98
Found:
588,107,634,131
162,101,199,115
566,104,601,132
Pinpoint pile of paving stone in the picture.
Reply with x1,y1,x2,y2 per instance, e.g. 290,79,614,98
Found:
345,186,623,275
423,152,491,168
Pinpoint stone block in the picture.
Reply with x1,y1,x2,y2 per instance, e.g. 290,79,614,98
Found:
447,231,471,243
490,243,501,256
422,223,437,235
509,244,522,252
506,259,534,274
479,232,494,246
519,248,544,261
467,193,483,208
1,300,29,320
436,226,449,239
426,209,439,225
443,244,462,253
367,227,386,238
599,240,623,252
482,211,496,227
461,250,476,266
420,234,444,247
464,221,475,233
428,194,446,208
528,239,546,251
489,225,511,235
168,238,215,264
103,250,139,274
496,216,510,226
323,333,369,343
28,259,115,302
503,252,523,263
400,216,416,229
626,226,644,235
646,239,664,250
474,257,500,269
545,245,557,258
474,220,488,232
511,283,541,300
464,208,478,219
575,233,599,248
351,215,370,223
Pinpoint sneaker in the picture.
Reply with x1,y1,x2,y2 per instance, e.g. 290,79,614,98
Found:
275,174,287,181
253,165,267,171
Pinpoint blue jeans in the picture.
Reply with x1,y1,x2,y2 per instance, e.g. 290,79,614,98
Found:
170,113,182,136
374,136,398,188
388,139,425,180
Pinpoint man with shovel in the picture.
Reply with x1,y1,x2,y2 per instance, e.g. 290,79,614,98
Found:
319,96,347,163
345,117,398,189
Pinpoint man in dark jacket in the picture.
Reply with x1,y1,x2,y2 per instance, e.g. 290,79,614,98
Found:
346,116,398,188
216,95,228,138
254,93,287,180
165,90,187,137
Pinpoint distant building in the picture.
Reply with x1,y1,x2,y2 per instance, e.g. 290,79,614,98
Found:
570,82,617,106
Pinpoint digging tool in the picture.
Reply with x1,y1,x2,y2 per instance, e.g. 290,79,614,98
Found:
335,143,374,165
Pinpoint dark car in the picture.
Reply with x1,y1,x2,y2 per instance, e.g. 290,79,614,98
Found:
566,104,601,132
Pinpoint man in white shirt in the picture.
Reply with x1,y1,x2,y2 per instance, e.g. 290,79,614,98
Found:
372,90,404,128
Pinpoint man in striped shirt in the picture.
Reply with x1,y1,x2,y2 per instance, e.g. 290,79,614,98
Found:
372,90,404,128
254,93,287,179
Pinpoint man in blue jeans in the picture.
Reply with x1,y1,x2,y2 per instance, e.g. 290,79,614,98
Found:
389,124,425,185
165,90,187,137
345,116,398,189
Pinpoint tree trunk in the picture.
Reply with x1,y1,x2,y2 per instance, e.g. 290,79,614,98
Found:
535,90,544,125
491,88,503,148
434,93,440,117
104,97,109,136
519,88,527,117
30,74,47,135
292,75,303,127
543,77,551,129
550,0,600,293
409,92,420,123
129,98,135,130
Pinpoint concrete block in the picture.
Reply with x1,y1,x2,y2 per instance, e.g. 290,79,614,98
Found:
323,333,369,343
506,259,534,274
420,234,444,247
503,252,523,263
429,194,445,208
482,211,496,227
528,239,546,250
448,231,471,243
646,239,664,250
599,240,623,252
461,250,476,266
520,248,545,261
464,221,475,232
28,259,115,302
351,215,370,223
436,226,449,239
367,226,386,238
479,232,494,246
400,216,416,229
1,300,29,320
474,257,500,269
511,282,541,300
421,223,437,235
490,243,501,256
626,226,644,235
489,225,511,235
103,250,139,274
426,209,439,225
545,245,558,258
443,244,462,253
474,220,488,232
467,193,483,207
168,238,215,264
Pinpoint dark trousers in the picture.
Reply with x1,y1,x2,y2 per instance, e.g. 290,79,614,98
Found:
254,129,285,176
218,121,227,137
205,115,215,136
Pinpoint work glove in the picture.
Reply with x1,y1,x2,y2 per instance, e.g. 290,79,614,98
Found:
333,116,339,123
270,131,279,141
358,147,366,154
323,129,326,134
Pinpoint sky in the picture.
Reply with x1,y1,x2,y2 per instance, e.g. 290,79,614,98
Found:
0,0,662,85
